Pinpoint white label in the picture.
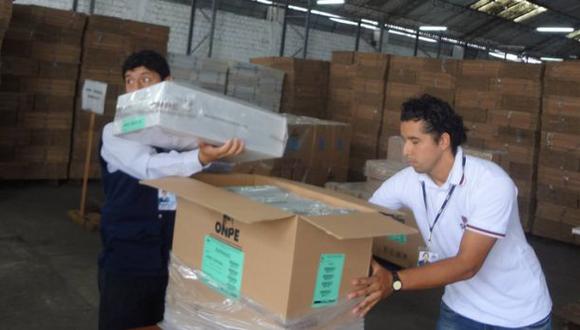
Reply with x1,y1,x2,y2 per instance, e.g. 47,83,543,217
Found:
81,79,108,115
158,189,177,211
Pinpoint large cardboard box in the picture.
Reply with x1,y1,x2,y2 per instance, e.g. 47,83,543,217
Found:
143,173,416,323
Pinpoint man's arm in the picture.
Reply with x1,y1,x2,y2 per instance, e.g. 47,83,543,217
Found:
348,230,496,317
101,123,244,180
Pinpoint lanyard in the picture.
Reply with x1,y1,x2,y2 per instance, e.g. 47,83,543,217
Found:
421,156,466,243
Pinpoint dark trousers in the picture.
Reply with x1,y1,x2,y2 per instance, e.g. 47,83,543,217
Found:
98,268,168,330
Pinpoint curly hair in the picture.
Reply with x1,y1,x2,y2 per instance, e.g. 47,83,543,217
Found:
401,94,467,155
122,50,170,80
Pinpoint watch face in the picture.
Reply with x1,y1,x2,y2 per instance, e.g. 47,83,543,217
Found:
393,280,402,291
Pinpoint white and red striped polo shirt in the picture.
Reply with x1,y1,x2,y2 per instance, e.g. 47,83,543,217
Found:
369,146,552,328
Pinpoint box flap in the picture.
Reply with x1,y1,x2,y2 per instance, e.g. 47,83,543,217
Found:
142,177,293,224
301,212,417,240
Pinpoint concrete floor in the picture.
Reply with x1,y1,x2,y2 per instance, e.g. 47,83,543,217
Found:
0,181,578,329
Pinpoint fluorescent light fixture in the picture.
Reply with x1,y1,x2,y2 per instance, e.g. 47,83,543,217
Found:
536,27,574,33
329,17,358,26
361,23,378,30
255,0,272,4
419,26,447,31
488,51,521,62
527,58,542,64
388,29,437,43
540,57,564,62
513,7,547,23
310,9,340,18
361,19,378,25
288,5,307,12
317,0,345,4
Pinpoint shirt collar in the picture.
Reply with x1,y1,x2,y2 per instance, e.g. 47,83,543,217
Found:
418,146,465,189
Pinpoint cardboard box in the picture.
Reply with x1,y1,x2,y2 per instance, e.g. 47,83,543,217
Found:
372,209,424,268
143,173,416,322
114,81,288,163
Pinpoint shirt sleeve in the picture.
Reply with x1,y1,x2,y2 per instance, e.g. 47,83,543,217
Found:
101,123,205,180
368,169,409,211
465,177,516,239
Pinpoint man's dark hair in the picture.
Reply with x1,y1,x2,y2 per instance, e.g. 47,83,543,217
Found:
401,94,467,155
122,50,170,80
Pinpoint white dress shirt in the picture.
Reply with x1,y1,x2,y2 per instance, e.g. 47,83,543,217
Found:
100,122,204,180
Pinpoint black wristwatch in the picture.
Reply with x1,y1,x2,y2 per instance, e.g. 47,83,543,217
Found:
391,271,402,292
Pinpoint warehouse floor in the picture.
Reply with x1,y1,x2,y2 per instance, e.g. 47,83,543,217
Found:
0,182,578,330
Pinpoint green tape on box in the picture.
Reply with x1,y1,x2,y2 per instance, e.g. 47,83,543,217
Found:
121,115,146,133
388,234,408,244
201,235,245,298
312,253,345,308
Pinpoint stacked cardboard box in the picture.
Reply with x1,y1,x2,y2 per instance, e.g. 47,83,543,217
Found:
455,60,543,231
348,53,390,181
145,173,415,324
327,51,356,124
250,57,329,119
167,53,228,93
380,56,459,158
0,0,13,83
533,62,580,245
0,5,85,179
234,114,351,186
168,54,285,112
227,61,284,113
69,15,169,179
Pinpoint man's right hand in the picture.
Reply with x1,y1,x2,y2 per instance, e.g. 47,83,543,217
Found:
198,139,245,166
348,260,394,318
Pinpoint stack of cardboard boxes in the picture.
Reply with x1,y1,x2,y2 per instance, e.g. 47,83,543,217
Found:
533,62,580,245
454,60,543,231
227,61,284,113
326,51,356,124
380,56,459,158
168,53,228,93
68,15,169,179
0,0,12,83
235,114,351,186
168,53,285,113
250,57,329,119
348,53,390,181
0,5,85,179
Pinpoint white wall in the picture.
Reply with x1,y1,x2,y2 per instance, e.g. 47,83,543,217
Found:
12,0,461,62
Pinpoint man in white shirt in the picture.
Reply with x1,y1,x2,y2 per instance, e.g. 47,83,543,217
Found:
98,50,244,330
348,94,552,329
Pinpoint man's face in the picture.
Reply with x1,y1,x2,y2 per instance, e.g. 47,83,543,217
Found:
124,66,163,93
400,119,445,174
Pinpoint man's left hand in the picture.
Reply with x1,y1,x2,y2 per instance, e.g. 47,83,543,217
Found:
348,260,393,318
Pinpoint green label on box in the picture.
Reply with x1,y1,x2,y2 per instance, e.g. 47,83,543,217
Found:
201,235,245,298
312,253,345,308
121,115,146,133
388,234,408,244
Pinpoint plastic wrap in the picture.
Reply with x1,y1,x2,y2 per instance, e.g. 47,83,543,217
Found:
159,254,364,330
226,185,354,216
324,182,375,201
364,159,407,181
113,81,288,163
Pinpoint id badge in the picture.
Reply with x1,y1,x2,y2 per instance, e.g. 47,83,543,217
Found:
417,246,439,266
158,189,177,211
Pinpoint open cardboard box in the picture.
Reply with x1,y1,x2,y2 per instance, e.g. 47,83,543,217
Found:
143,173,416,322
